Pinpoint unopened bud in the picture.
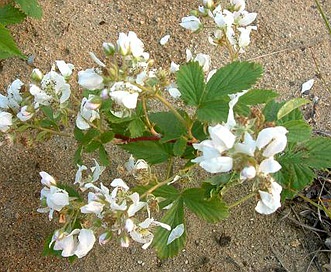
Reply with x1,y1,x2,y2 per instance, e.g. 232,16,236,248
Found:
203,0,214,9
103,42,116,56
31,68,43,82
190,10,199,17
85,96,102,110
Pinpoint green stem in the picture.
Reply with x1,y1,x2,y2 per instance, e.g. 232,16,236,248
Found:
166,157,174,179
29,124,72,137
228,192,256,209
315,0,331,36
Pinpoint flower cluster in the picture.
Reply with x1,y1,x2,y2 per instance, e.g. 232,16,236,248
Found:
192,92,288,215
0,61,73,132
180,0,257,55
37,159,170,258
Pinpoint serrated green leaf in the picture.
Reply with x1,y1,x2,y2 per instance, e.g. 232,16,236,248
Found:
204,61,263,101
99,131,114,144
99,145,110,166
0,24,25,58
263,100,284,122
128,118,145,138
183,188,229,223
16,124,30,132
304,137,331,169
277,98,310,120
36,130,48,141
152,198,185,259
81,128,99,145
15,0,43,19
239,89,278,105
57,183,82,200
196,97,229,123
176,61,205,106
149,111,187,142
280,120,312,143
173,137,187,156
276,147,315,199
39,119,57,128
0,5,26,25
84,140,101,153
120,141,172,165
191,121,207,141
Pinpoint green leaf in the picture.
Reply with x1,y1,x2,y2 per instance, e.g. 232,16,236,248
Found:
263,100,284,122
39,119,57,128
0,24,25,59
57,183,82,200
173,137,187,157
74,127,85,143
277,98,310,120
196,97,229,123
303,137,331,169
239,89,278,105
128,118,145,138
0,5,26,25
120,141,172,165
99,131,114,144
84,140,101,153
183,188,229,223
204,61,263,101
152,198,185,259
176,61,205,106
280,120,312,143
99,145,110,165
81,128,99,145
149,111,187,142
74,145,83,165
36,130,48,141
15,0,43,19
40,105,54,120
276,148,315,199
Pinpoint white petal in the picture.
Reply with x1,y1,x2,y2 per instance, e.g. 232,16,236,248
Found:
160,34,170,45
74,229,96,258
167,223,185,245
259,157,282,174
301,79,314,94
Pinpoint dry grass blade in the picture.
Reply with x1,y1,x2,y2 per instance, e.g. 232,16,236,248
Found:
314,0,331,37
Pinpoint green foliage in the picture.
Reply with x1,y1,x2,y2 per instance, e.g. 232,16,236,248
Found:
120,141,172,165
176,61,205,106
182,188,229,223
277,98,310,120
14,0,42,19
149,111,187,142
0,0,42,59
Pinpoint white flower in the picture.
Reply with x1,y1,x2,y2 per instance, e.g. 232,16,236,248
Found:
236,11,257,27
76,96,100,130
103,42,115,55
180,16,202,32
238,26,257,52
78,68,104,90
17,105,34,122
109,81,142,109
40,171,57,186
29,84,52,107
231,0,246,12
41,71,71,104
99,232,111,245
55,60,74,77
214,10,234,28
39,185,69,220
50,229,96,258
256,126,288,157
127,192,146,217
80,192,105,216
116,31,145,58
226,90,248,128
6,79,24,111
166,85,181,98
160,34,170,45
255,181,282,215
194,53,211,73
234,132,256,156
192,124,236,173
125,155,150,179
259,157,282,174
0,111,12,132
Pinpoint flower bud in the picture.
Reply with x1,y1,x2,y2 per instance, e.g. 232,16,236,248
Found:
102,42,115,56
85,95,102,110
203,0,214,9
31,68,44,82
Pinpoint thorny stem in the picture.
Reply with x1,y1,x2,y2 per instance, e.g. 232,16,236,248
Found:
166,157,174,179
228,192,256,209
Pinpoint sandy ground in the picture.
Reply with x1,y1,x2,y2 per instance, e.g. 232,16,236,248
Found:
1,0,331,271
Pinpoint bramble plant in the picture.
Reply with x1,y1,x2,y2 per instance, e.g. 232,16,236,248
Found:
0,0,42,59
1,0,331,260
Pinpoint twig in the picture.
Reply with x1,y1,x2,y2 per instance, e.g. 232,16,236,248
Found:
269,242,291,272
